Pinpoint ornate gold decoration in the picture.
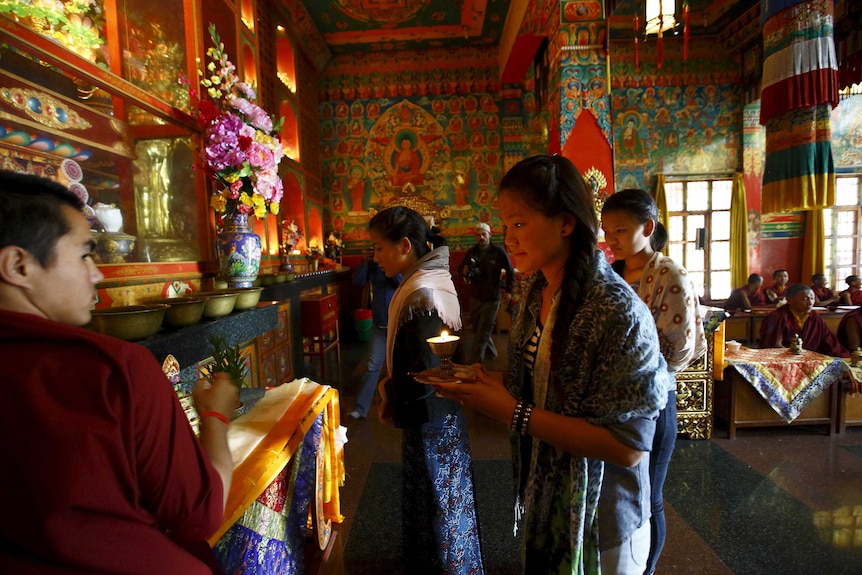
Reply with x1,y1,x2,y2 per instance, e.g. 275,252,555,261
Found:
383,181,450,222
584,166,610,216
0,87,92,130
674,331,716,440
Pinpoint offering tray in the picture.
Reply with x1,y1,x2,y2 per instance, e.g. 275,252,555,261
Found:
411,364,480,384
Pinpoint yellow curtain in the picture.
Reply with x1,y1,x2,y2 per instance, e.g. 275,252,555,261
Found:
653,174,668,255
802,210,824,284
730,172,749,289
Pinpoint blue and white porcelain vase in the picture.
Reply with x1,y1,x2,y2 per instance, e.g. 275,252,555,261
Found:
216,212,261,288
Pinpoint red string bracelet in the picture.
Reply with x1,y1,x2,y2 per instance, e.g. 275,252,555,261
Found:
199,411,230,426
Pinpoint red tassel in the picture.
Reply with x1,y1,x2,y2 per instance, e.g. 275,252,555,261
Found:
683,2,690,61
634,16,639,71
657,28,663,69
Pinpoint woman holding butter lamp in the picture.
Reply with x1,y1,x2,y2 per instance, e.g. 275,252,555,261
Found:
433,155,666,575
368,206,484,574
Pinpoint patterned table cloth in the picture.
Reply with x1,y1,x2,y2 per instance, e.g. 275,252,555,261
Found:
725,348,849,423
209,379,345,574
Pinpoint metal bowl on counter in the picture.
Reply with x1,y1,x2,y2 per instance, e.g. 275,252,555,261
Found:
88,304,170,340
148,296,208,328
197,290,238,318
227,287,264,310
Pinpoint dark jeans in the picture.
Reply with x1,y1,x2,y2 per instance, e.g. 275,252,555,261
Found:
466,297,500,365
645,389,677,575
351,325,387,417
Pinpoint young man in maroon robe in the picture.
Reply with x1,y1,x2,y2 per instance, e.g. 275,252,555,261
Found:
764,269,789,304
724,273,767,311
837,307,862,352
0,171,235,574
759,283,849,358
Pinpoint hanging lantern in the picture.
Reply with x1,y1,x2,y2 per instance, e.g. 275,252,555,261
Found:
644,0,678,69
645,0,677,35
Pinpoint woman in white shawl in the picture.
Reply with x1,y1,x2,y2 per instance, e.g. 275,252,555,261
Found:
369,206,484,575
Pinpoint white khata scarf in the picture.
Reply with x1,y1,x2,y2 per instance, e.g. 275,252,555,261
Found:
385,247,462,377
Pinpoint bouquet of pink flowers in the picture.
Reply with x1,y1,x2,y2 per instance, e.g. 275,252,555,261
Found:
191,24,284,219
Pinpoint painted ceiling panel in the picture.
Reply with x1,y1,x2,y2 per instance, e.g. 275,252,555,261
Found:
298,0,512,53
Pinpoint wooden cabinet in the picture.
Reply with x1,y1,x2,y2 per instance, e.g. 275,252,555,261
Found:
675,330,716,439
300,293,340,382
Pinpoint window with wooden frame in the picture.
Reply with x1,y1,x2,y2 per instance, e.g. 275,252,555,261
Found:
664,179,733,301
824,175,862,290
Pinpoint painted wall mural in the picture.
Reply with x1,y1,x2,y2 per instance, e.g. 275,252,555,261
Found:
831,94,862,170
609,38,743,191
320,93,517,252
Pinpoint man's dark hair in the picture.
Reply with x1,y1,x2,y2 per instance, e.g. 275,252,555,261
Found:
773,269,788,278
0,170,83,267
785,283,813,299
847,275,860,285
748,273,763,284
812,273,826,283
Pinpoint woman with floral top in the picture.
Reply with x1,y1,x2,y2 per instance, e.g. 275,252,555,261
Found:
601,189,706,575
433,155,667,575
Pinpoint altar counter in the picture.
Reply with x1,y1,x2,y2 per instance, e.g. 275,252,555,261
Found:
209,379,345,574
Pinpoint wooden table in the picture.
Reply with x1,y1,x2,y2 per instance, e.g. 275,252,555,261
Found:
714,348,849,438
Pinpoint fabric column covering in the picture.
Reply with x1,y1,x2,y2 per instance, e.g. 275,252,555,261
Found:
760,0,839,213
761,104,835,214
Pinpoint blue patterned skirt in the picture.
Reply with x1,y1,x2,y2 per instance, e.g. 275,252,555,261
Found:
402,411,485,575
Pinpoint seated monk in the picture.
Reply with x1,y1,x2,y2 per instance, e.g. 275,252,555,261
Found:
759,283,849,358
764,269,789,304
839,275,862,306
811,273,838,306
837,307,862,352
724,273,767,311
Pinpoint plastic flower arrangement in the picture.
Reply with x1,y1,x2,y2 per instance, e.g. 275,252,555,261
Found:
191,24,285,220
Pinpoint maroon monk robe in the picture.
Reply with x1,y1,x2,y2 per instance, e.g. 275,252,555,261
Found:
759,305,849,358
837,308,862,351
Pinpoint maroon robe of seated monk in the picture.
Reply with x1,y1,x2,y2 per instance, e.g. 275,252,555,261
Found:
759,305,849,358
724,286,767,310
837,307,862,351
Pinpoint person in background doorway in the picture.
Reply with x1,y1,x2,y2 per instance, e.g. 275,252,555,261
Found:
759,284,849,357
811,273,839,306
601,188,706,575
0,171,235,574
839,275,862,306
764,269,789,304
369,206,484,574
433,155,667,575
724,274,767,311
459,221,514,365
348,250,401,420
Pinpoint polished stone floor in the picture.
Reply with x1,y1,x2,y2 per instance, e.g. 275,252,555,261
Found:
306,329,862,575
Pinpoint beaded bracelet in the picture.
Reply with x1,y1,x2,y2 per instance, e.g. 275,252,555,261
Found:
519,403,535,436
199,411,230,426
510,400,526,433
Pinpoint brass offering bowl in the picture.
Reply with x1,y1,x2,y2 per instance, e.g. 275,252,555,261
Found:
198,290,238,318
227,287,264,310
149,296,208,328
89,304,169,340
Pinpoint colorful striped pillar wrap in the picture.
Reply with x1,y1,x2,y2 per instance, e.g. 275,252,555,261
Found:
760,0,839,213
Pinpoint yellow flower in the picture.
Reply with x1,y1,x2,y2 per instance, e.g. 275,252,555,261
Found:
210,75,220,85
239,192,254,207
270,202,280,215
254,203,267,219
208,87,220,99
207,62,216,72
223,173,239,184
211,195,227,212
